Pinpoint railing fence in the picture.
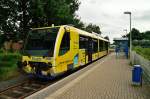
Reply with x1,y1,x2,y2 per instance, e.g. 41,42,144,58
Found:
131,51,150,84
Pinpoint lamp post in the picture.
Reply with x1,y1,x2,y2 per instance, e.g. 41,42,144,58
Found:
124,11,132,58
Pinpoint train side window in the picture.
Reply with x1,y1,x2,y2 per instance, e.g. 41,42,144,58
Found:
93,39,98,53
99,40,103,51
59,32,70,56
79,35,88,54
103,41,108,51
79,36,88,49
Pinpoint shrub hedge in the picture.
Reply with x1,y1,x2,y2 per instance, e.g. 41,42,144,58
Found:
0,51,22,81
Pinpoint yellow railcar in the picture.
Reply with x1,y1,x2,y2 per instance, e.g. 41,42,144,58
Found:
20,25,109,79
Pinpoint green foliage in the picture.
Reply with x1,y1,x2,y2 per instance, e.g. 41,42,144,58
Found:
131,28,143,40
123,28,150,41
0,53,21,61
133,46,150,60
85,23,101,34
0,49,3,53
0,34,5,48
0,0,81,39
133,40,150,47
143,31,150,40
73,18,85,29
0,0,103,41
0,52,21,81
104,36,109,40
0,64,19,81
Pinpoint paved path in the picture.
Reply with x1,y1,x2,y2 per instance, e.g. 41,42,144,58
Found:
46,53,149,99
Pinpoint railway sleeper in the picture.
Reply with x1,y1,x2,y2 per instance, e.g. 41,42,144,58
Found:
22,86,37,91
30,83,43,88
12,90,24,95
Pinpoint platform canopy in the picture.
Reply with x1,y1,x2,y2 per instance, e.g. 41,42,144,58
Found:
113,38,128,41
113,37,129,51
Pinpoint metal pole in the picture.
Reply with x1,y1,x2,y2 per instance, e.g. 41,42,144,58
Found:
124,11,132,59
129,13,132,59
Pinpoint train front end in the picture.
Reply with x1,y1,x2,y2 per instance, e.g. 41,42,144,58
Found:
20,27,60,79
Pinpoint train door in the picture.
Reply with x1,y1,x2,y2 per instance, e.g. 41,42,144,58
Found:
55,29,72,73
79,35,88,66
88,37,93,62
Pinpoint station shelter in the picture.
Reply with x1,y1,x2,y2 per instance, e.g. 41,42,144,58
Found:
113,38,129,58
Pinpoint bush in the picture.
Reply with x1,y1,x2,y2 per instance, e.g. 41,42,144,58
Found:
0,52,22,81
133,40,150,48
0,64,19,80
0,53,21,61
0,49,3,53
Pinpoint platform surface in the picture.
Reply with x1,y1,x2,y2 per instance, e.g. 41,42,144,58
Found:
46,53,149,99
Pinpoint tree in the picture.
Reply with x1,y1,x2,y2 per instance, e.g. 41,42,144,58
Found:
41,0,81,26
0,0,19,36
143,31,150,40
0,0,32,39
131,28,143,40
85,23,101,34
122,35,127,38
72,18,85,29
0,0,81,40
104,36,109,40
30,0,45,28
123,28,143,40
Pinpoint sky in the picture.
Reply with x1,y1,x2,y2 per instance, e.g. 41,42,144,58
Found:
77,0,150,43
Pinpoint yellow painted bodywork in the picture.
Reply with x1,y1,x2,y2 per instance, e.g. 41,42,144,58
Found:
92,53,99,61
22,56,53,74
52,27,79,74
78,49,86,66
22,25,109,77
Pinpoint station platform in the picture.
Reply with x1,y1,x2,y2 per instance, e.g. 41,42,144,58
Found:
44,53,149,99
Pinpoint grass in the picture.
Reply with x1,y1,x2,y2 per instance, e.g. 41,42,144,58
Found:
0,50,22,81
0,64,19,81
133,46,150,60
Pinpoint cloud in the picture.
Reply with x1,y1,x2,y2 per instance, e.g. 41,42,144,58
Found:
77,0,150,43
134,10,150,21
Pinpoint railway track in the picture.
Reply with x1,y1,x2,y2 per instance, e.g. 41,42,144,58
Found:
0,78,53,99
0,70,79,99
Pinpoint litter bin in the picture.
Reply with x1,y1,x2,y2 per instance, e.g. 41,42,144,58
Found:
132,65,143,86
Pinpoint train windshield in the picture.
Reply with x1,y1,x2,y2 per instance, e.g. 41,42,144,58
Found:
24,27,60,57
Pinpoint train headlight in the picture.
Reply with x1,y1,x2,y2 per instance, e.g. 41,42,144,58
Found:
22,61,27,66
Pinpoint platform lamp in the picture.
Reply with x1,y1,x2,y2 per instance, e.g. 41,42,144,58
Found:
124,11,132,59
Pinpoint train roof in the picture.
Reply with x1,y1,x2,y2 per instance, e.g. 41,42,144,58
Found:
31,26,61,30
64,25,109,42
77,28,109,42
31,25,109,42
